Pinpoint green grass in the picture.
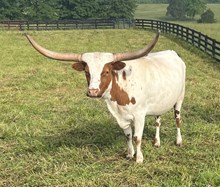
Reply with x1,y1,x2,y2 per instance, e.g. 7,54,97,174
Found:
0,30,220,186
135,4,168,20
135,4,220,41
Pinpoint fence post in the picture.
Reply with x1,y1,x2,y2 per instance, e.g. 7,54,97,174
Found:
7,21,10,30
191,30,195,45
18,21,22,31
204,36,208,52
36,21,39,30
212,39,216,57
95,19,97,29
186,28,189,42
27,21,29,30
198,32,201,48
56,20,59,29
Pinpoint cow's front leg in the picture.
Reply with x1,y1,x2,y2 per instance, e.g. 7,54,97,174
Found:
117,119,135,159
124,127,135,159
133,114,145,163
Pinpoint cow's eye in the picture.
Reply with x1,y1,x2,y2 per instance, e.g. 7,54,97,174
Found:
102,71,109,77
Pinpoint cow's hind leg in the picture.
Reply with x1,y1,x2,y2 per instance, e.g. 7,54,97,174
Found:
153,116,161,147
174,103,183,146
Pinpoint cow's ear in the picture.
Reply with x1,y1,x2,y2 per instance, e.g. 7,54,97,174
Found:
72,62,86,71
112,61,126,71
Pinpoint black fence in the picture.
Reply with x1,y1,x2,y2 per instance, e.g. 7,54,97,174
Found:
0,19,219,62
0,19,134,30
135,19,220,62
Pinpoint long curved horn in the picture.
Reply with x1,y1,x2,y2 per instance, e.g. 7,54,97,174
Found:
25,34,82,62
113,30,160,62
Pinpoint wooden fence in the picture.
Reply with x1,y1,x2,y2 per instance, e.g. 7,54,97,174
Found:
0,19,219,62
0,19,133,30
135,19,220,62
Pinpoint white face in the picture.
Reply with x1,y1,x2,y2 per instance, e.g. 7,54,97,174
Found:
72,52,126,98
82,52,114,91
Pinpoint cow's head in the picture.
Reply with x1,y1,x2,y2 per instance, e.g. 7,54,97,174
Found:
26,31,160,98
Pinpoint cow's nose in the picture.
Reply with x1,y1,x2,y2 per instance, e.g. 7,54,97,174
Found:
87,89,99,97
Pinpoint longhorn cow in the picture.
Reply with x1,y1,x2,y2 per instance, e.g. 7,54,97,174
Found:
26,32,186,163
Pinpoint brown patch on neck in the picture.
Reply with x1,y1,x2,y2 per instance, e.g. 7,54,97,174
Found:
98,63,112,96
110,72,136,106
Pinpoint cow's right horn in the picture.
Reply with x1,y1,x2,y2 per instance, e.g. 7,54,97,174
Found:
26,34,82,62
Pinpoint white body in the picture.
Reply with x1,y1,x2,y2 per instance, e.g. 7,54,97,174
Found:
88,50,186,163
104,50,185,127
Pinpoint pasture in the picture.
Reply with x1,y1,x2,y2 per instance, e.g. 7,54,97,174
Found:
0,29,220,186
135,4,220,41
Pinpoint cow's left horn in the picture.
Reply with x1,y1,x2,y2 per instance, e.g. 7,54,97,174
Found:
25,34,82,62
113,30,160,62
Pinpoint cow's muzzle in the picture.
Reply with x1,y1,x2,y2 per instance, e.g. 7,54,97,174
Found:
87,89,101,98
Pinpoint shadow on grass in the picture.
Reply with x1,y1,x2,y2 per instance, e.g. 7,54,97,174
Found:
24,118,161,156
40,122,123,151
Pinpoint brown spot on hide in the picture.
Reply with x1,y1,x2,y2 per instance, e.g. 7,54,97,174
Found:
174,110,180,118
133,136,137,143
110,72,136,106
133,136,141,145
176,118,181,128
122,71,126,80
131,97,136,105
155,122,160,127
174,110,181,128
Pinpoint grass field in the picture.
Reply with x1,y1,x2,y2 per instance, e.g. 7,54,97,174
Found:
0,30,220,186
135,4,220,41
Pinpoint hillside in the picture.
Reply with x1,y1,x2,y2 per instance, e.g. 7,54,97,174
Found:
135,4,220,40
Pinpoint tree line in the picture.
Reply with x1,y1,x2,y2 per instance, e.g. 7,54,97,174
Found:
0,0,217,21
137,0,220,3
0,0,136,21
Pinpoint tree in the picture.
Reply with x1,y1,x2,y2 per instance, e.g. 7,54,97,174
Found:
198,9,216,23
58,0,99,19
166,0,206,19
0,0,23,20
185,0,206,18
166,0,186,19
21,0,59,21
207,0,220,3
98,0,137,19
0,0,137,20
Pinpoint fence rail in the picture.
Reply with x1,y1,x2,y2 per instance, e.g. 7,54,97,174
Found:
135,19,220,62
0,19,133,30
0,19,219,62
